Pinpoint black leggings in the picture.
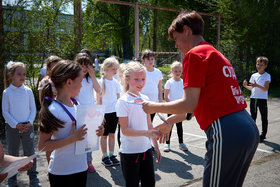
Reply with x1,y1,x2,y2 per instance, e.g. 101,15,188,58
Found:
49,170,87,187
120,148,155,187
250,98,268,137
166,114,183,144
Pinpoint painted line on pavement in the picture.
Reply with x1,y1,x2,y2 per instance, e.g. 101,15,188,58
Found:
256,148,273,154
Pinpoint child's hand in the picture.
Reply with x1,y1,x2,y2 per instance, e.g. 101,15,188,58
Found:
87,64,96,78
96,125,104,136
243,80,248,87
250,81,258,88
16,124,25,133
154,147,162,163
102,118,106,125
0,173,8,183
22,123,32,133
18,159,33,171
70,122,87,141
146,129,160,138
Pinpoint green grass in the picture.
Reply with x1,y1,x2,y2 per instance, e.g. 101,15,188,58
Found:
269,87,280,98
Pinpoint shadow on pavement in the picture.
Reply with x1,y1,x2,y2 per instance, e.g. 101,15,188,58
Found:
87,171,114,187
171,150,204,166
263,140,280,152
154,151,194,181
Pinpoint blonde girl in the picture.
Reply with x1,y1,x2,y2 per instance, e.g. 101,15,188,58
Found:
97,56,121,167
163,61,188,152
115,61,161,187
2,62,40,186
38,60,103,186
74,52,101,172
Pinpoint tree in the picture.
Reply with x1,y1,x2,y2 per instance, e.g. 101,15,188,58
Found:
74,0,82,53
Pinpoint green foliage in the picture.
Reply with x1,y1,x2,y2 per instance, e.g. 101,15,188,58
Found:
158,64,170,89
215,0,280,88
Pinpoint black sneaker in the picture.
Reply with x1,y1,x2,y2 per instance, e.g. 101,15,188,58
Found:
259,135,266,143
102,156,112,167
110,155,120,166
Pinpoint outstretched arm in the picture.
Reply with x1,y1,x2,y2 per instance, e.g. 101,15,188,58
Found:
0,143,33,182
142,87,200,114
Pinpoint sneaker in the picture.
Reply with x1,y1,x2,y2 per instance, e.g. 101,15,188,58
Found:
163,144,170,152
260,135,266,143
87,162,96,172
5,184,18,187
102,157,112,167
110,155,120,166
179,143,188,151
29,178,42,187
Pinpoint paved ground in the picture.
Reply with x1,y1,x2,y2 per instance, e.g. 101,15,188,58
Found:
1,98,280,187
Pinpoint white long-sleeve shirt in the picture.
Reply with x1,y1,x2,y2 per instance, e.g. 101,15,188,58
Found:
2,84,37,128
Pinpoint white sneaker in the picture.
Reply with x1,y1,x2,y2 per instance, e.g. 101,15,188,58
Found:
179,143,188,151
163,144,170,152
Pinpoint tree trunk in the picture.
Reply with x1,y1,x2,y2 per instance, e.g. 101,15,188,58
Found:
119,4,133,59
152,1,157,52
74,0,82,54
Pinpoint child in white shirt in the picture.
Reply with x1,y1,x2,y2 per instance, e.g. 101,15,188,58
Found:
97,56,121,166
38,60,104,186
115,61,161,187
75,52,101,172
243,56,271,142
2,61,40,187
141,49,163,122
164,61,188,152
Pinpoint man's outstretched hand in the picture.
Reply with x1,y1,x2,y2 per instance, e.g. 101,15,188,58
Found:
155,123,173,144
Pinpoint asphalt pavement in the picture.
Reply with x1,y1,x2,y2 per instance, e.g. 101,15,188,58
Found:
1,98,280,187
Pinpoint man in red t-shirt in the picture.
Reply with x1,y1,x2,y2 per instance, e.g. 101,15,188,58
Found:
142,11,259,187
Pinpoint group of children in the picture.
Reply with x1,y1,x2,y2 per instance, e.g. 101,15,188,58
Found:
1,49,271,186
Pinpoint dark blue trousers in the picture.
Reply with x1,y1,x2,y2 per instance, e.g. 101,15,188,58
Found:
203,110,259,187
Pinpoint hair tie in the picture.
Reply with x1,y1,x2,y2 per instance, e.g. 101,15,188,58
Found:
6,61,14,69
48,79,55,87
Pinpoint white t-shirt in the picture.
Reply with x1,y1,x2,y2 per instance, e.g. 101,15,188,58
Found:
38,78,48,90
76,77,95,105
115,93,151,154
249,72,271,99
164,78,183,101
141,68,163,102
48,102,87,175
2,84,36,128
99,78,121,113
40,67,47,77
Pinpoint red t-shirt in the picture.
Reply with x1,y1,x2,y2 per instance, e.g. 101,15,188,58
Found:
183,42,247,130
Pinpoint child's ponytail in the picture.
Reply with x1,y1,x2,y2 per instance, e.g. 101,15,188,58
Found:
39,60,81,134
39,81,64,133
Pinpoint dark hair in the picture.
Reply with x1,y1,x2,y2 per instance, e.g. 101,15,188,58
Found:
74,52,93,81
80,48,94,62
39,60,81,133
45,55,62,73
256,56,269,65
141,49,154,60
168,11,204,40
